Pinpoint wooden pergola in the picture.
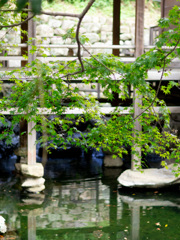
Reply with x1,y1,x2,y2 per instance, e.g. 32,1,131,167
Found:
16,0,180,171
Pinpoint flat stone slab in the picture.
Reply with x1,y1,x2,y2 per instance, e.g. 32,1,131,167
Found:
117,164,180,188
27,184,45,193
21,163,44,177
21,177,45,188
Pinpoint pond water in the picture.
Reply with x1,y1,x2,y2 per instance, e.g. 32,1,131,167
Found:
0,153,180,240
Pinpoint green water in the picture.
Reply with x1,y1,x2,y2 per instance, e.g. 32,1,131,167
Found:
0,173,180,240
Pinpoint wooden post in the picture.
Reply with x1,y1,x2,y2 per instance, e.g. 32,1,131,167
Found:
27,10,36,165
19,7,29,164
131,0,145,170
19,8,36,165
112,0,121,106
113,0,121,56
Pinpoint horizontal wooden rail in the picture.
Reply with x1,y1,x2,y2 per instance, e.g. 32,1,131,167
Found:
2,44,179,49
0,106,180,115
1,69,180,81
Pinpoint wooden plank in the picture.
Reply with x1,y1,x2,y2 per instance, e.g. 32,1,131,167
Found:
147,69,180,81
1,106,180,115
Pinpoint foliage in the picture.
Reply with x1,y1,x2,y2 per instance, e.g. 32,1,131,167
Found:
0,2,180,172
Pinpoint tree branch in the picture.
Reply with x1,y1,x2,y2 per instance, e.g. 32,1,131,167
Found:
75,0,95,73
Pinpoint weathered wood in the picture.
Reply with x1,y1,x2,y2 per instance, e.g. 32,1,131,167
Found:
21,8,28,67
28,11,36,63
28,121,36,165
132,0,145,170
19,8,37,165
1,106,180,115
161,0,180,18
19,8,28,164
27,10,37,165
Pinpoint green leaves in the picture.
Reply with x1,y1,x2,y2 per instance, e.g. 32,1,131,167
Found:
16,0,28,12
0,0,8,8
30,0,42,14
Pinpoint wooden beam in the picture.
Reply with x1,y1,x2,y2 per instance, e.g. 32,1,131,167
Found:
132,0,145,170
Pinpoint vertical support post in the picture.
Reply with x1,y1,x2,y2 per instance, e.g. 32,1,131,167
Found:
28,121,36,165
161,0,165,18
112,0,121,106
19,7,36,165
19,8,29,164
27,8,36,165
131,0,145,170
113,0,121,56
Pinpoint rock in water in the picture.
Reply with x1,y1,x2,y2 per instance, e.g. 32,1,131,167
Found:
117,164,180,188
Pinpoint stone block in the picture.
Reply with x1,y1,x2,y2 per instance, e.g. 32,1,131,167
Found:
36,24,54,37
50,48,68,56
104,155,123,167
84,33,100,44
54,28,66,36
27,184,45,193
38,15,50,24
50,37,64,45
21,163,44,177
48,19,62,28
8,60,21,68
101,24,112,32
22,177,45,187
61,20,75,31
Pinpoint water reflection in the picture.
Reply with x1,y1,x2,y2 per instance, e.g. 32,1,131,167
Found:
0,176,180,239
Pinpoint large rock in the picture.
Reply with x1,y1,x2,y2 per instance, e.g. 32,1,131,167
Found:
118,164,180,188
21,163,44,178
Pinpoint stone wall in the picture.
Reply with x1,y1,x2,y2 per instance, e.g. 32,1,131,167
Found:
0,11,159,68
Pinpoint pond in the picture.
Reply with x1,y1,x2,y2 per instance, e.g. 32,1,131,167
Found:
0,153,180,240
